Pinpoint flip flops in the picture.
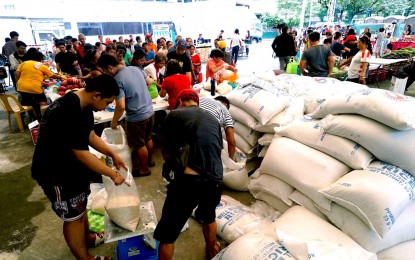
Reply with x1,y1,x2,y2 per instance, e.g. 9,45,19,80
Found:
94,256,112,260
92,232,105,247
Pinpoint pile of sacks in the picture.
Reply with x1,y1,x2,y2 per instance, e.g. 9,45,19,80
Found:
245,87,415,258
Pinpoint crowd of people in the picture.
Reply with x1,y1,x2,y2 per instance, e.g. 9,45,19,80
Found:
1,27,242,260
271,24,398,84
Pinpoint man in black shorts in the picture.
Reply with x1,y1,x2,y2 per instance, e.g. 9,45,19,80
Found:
154,89,223,260
32,75,127,260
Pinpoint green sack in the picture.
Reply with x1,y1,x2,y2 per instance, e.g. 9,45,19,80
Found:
148,81,159,99
88,210,105,233
286,58,298,75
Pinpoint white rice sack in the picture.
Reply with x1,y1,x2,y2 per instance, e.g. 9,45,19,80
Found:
273,206,376,260
216,195,266,243
248,174,294,206
260,137,351,210
254,111,286,133
377,240,415,260
275,116,374,169
250,200,281,220
226,86,289,125
213,234,294,260
319,201,415,253
229,104,258,129
251,190,291,213
233,132,257,154
216,81,232,95
233,121,261,146
221,143,249,191
258,133,274,146
288,190,328,221
101,126,133,171
105,168,140,232
91,188,108,215
320,161,415,238
258,146,268,158
310,88,415,130
321,114,415,176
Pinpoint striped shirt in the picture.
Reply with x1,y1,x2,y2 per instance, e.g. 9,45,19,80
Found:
199,98,234,129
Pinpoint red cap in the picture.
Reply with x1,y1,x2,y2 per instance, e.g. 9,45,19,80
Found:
177,89,199,103
145,33,152,39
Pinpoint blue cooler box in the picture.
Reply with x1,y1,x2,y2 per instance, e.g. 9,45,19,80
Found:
116,235,158,260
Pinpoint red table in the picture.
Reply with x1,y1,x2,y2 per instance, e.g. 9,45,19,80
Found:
391,42,415,50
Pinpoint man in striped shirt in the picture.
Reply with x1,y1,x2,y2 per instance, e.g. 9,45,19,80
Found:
199,96,236,160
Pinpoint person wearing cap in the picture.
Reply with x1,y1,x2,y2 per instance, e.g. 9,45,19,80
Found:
154,88,223,260
159,59,191,110
167,38,192,82
145,33,158,54
3,31,19,59
98,53,155,177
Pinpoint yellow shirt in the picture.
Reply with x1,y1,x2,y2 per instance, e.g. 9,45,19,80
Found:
17,60,54,94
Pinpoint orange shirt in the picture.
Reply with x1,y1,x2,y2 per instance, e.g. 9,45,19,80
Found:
147,42,158,54
206,58,227,82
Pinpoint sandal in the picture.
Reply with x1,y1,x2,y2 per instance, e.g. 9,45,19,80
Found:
149,161,156,167
94,256,112,260
93,232,105,247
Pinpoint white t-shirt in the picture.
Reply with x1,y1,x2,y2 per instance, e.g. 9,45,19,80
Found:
348,50,371,79
375,32,385,47
230,34,241,48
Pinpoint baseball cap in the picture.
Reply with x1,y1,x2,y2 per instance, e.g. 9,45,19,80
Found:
177,38,189,50
177,89,199,103
217,41,226,49
145,33,152,39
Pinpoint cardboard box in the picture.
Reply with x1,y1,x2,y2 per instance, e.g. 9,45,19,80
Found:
28,120,40,145
116,235,158,260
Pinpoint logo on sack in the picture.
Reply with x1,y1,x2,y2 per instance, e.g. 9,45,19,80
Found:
384,91,410,102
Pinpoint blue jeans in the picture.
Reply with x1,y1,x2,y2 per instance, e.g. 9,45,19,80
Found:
231,46,240,64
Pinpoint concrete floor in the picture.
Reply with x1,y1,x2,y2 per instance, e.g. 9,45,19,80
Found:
0,86,255,260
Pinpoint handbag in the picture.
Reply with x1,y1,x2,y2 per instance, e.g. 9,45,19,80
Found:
162,111,202,182
286,57,299,75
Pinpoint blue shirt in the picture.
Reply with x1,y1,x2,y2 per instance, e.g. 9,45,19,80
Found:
115,66,154,122
146,50,155,61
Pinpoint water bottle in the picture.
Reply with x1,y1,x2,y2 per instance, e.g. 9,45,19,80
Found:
210,79,216,96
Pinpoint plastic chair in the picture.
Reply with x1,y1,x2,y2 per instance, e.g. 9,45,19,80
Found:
0,94,35,133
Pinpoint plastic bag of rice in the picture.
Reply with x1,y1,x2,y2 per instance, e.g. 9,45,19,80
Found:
104,168,140,232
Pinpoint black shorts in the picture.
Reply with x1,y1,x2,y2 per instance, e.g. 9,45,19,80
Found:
41,184,90,222
126,114,155,149
153,174,222,244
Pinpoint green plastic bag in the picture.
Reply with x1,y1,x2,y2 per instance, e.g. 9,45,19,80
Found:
88,210,105,233
148,80,159,99
286,58,298,75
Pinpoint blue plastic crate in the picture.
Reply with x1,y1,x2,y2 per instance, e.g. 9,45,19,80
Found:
116,235,158,260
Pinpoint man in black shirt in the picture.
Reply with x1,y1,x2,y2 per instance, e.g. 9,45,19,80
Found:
167,38,192,82
271,26,297,71
55,41,79,75
154,89,223,260
32,75,127,260
331,32,350,57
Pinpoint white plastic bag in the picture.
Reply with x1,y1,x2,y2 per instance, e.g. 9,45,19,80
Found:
101,126,133,170
104,167,140,231
91,188,108,215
